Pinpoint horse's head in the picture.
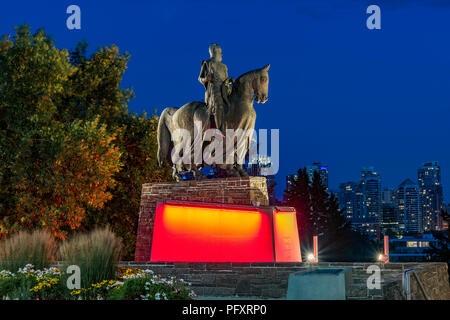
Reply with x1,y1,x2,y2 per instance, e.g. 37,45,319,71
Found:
252,64,270,104
232,64,270,104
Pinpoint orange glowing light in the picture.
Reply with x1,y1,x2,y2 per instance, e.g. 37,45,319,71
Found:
150,202,301,263
273,211,302,262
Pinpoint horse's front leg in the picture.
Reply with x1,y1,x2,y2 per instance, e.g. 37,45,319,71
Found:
172,164,183,182
192,165,207,180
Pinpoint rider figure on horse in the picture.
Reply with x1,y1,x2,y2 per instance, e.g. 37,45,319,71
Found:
198,43,234,132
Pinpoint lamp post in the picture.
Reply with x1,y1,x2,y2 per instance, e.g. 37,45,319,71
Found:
378,235,389,263
307,235,319,263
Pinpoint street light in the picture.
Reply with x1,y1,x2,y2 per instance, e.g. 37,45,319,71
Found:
378,253,388,263
377,235,390,263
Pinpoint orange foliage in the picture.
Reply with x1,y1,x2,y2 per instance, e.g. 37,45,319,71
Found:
5,123,122,240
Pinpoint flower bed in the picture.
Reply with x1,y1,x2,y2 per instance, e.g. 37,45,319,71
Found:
0,265,196,300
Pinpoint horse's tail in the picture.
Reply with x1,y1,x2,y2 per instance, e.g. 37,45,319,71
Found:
157,108,174,166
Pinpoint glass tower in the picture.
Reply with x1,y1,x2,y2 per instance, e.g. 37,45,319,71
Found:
397,178,422,234
418,161,444,231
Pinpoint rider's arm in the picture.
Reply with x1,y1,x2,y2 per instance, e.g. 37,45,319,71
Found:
198,60,209,88
223,64,234,85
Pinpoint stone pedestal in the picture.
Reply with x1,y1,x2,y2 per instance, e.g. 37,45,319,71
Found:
134,177,269,262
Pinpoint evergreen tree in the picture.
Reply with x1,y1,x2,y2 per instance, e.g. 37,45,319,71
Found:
324,192,349,238
267,178,277,205
310,171,328,236
284,169,312,250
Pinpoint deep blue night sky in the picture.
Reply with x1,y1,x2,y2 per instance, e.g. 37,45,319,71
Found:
1,0,450,201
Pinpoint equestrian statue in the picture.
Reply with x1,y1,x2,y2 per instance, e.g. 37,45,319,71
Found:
157,43,270,181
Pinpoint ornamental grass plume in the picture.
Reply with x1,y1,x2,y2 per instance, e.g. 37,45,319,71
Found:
59,227,122,288
0,230,58,271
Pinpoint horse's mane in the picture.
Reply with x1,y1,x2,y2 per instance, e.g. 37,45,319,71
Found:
233,67,264,94
235,68,262,83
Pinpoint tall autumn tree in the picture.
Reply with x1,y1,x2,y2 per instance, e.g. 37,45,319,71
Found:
82,111,171,258
0,26,123,240
0,25,171,257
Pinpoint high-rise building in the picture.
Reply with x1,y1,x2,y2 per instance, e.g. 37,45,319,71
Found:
337,167,382,241
338,178,379,240
381,187,399,237
381,203,400,238
358,167,382,240
306,162,328,190
382,188,395,204
338,182,364,220
360,167,382,221
397,179,422,235
418,161,444,231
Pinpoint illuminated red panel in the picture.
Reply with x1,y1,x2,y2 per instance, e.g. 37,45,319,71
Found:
273,211,302,262
150,203,274,262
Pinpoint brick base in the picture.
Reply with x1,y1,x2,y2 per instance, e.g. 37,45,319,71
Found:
134,177,269,262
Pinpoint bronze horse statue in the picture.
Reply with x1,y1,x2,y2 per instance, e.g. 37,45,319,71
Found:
157,64,270,180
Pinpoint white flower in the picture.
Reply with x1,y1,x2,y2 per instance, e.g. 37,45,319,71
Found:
111,281,123,287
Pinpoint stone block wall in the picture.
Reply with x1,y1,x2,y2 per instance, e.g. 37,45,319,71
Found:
119,262,450,300
345,262,450,300
383,263,450,300
134,177,269,262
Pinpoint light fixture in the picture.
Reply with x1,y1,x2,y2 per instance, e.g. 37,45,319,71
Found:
378,253,388,263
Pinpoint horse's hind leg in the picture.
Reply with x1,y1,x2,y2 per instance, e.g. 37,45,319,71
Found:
172,164,183,182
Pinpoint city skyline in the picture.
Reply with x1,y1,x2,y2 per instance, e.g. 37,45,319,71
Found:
329,160,446,240
287,161,447,207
